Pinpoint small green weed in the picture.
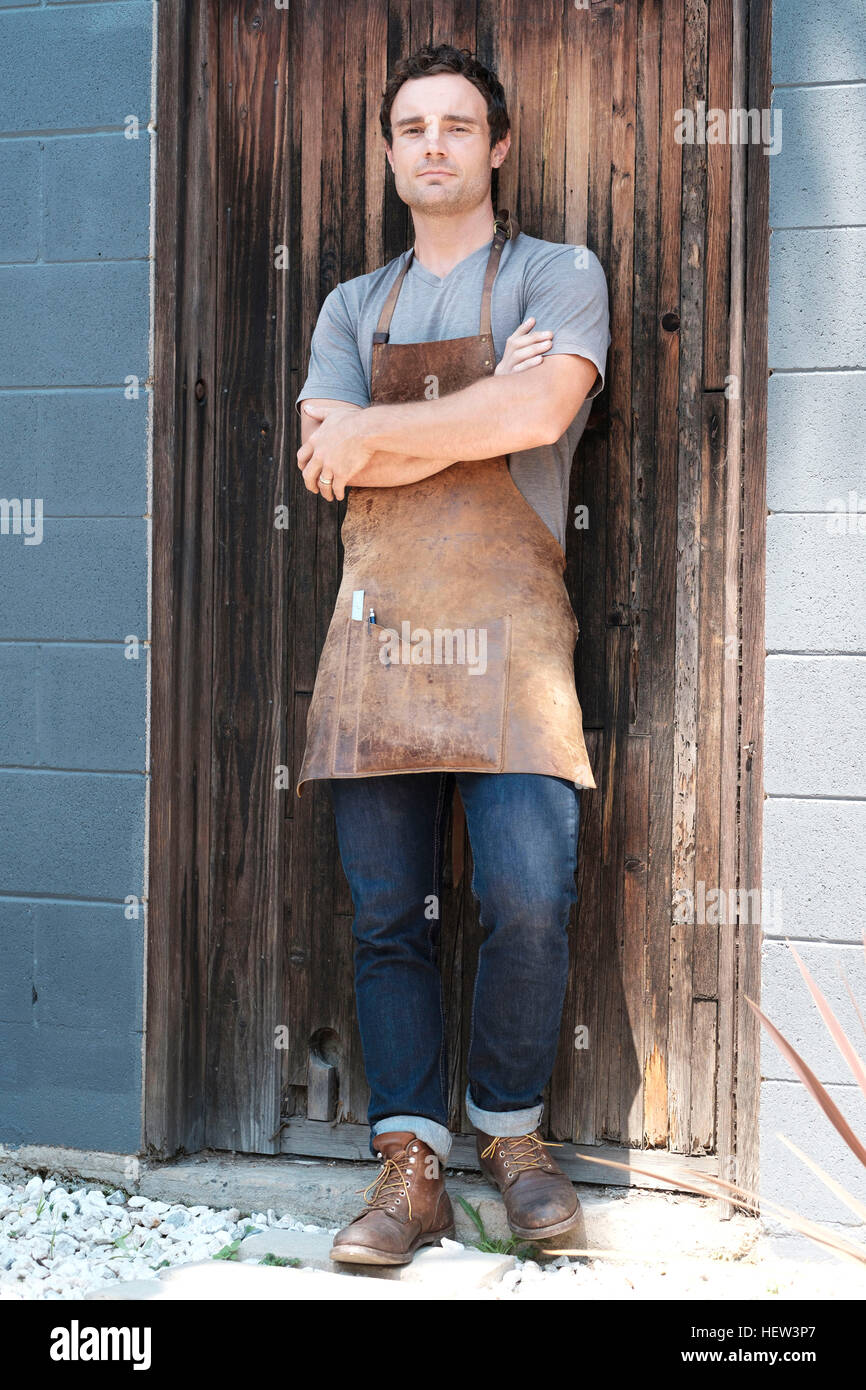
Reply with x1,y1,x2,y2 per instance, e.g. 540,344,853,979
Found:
259,1253,302,1268
456,1196,537,1259
212,1224,258,1261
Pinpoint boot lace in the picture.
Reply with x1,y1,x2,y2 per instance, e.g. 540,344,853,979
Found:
357,1151,416,1220
479,1130,564,1174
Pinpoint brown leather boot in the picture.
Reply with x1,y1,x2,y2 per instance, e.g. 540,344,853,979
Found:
329,1131,455,1265
475,1128,580,1240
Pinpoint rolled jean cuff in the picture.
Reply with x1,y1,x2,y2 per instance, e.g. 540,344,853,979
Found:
370,1115,453,1166
465,1083,544,1137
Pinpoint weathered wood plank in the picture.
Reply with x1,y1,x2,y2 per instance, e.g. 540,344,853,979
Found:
623,735,650,1144
704,0,733,390
668,0,709,1154
644,0,685,1149
146,0,219,1155
206,3,290,1152
695,390,727,1009
736,0,770,1205
279,1117,720,1187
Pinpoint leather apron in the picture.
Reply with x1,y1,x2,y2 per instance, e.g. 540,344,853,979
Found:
296,210,596,796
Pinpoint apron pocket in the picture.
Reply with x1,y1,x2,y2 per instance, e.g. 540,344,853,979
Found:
333,614,512,775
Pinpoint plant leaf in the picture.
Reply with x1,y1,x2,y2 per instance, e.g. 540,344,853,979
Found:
784,939,866,1101
776,1132,866,1222
744,992,866,1167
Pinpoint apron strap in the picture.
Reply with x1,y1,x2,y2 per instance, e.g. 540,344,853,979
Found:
372,208,519,344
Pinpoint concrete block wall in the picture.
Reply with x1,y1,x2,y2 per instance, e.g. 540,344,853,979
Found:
0,2,155,1151
761,0,866,1254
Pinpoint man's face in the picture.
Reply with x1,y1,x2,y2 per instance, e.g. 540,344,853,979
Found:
385,73,510,216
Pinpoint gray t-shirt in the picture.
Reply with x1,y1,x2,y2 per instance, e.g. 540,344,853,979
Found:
295,230,611,549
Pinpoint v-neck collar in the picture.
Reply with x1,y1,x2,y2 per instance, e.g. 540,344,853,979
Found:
406,237,496,288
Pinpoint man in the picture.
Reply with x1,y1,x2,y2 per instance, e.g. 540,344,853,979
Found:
295,43,610,1265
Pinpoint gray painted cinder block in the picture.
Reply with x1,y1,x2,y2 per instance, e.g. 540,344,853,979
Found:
0,262,149,386
772,0,866,86
760,939,866,1083
0,770,146,901
769,229,866,370
762,797,866,945
0,643,147,771
0,1020,142,1154
769,85,866,229
0,140,40,262
765,515,866,651
0,388,149,515
0,900,34,1025
767,372,866,511
764,657,866,797
0,518,147,640
0,3,153,132
43,132,152,262
760,1079,866,1230
33,900,144,1033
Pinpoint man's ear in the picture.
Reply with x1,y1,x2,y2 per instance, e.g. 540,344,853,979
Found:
384,141,394,173
491,129,511,169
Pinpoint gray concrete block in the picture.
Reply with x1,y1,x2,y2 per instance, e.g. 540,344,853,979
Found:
0,899,34,1024
43,133,151,261
0,1144,141,1190
33,900,144,1031
0,141,40,260
764,658,866,797
0,262,149,387
769,229,866,370
769,85,866,228
766,515,866,651
760,939,866,1082
760,1079,866,1228
0,769,146,899
0,1020,142,1151
763,797,866,944
760,1221,866,1265
772,0,866,85
0,389,149,514
0,4,153,132
0,518,147,640
767,372,866,511
0,644,146,770
0,646,36,760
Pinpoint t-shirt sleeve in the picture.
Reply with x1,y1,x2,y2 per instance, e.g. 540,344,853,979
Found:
295,285,370,417
522,244,611,399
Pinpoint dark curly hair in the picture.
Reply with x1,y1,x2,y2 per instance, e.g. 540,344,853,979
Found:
379,43,510,149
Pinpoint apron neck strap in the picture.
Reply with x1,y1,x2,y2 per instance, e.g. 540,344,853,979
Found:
373,208,518,344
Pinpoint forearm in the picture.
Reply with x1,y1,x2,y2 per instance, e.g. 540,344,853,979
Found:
350,448,459,487
358,373,554,461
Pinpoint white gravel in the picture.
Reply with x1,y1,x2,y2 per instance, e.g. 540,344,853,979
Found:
2,1171,865,1300
0,1173,328,1301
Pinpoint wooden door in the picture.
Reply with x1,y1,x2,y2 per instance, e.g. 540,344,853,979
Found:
148,0,768,1198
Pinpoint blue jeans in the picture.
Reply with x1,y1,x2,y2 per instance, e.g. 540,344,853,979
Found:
327,771,582,1167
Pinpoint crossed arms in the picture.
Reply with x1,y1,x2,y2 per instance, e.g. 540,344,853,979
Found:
297,351,599,500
